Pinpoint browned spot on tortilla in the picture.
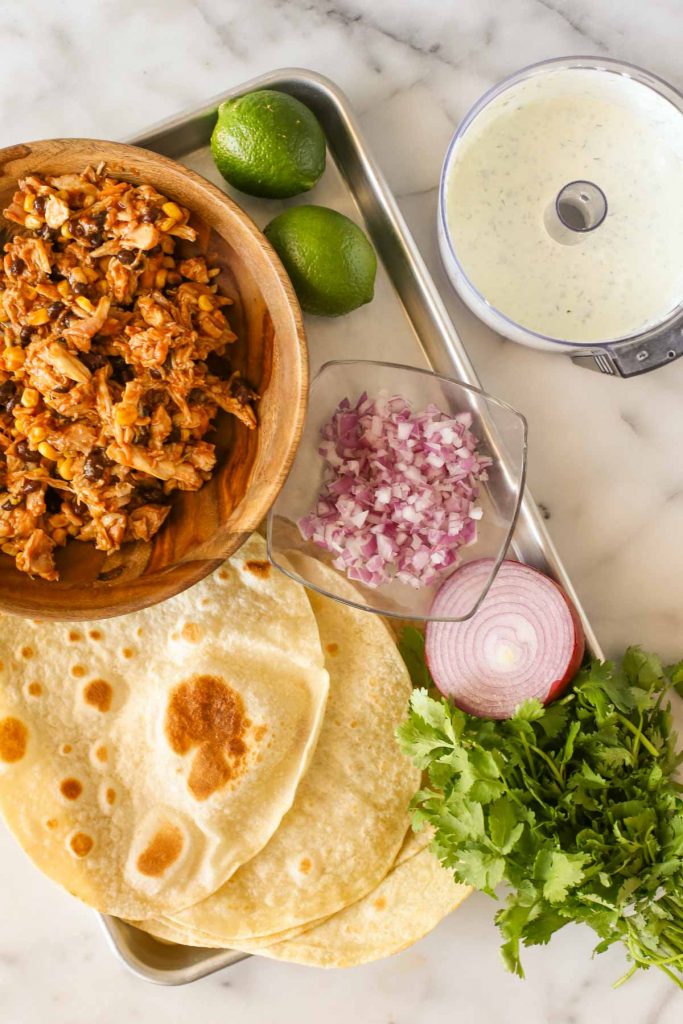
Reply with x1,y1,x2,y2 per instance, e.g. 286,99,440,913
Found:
45,818,58,830
83,679,113,713
136,626,143,638
122,647,135,659
165,675,250,801
245,559,270,578
20,646,33,659
106,787,116,805
299,857,312,874
70,832,93,858
254,724,268,741
95,745,108,763
374,897,387,911
60,778,83,800
0,717,27,762
27,681,42,697
136,822,184,877
218,569,229,580
0,660,4,671
326,642,339,656
89,629,102,641
181,623,201,644
60,743,72,755
350,720,358,729
71,664,86,678
68,630,82,643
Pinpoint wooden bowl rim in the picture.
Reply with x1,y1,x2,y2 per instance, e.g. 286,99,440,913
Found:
0,138,308,619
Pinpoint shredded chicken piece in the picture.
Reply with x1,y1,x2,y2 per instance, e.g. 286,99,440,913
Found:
0,163,257,579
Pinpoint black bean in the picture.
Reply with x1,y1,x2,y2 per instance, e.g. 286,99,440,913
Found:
2,498,15,510
61,315,72,328
93,211,107,228
38,224,55,241
188,388,204,403
5,395,20,413
72,281,88,296
14,440,39,464
89,232,103,248
9,257,25,276
117,249,136,266
72,498,88,517
33,194,46,215
47,301,64,320
141,207,161,223
109,355,134,384
163,352,173,371
149,367,162,380
22,478,42,493
44,487,62,514
73,222,86,237
19,326,33,346
136,427,151,446
167,426,181,444
80,350,107,372
48,268,61,282
0,381,16,408
83,448,106,481
148,245,161,257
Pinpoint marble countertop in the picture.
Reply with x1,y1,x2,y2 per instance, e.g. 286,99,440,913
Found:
1,0,682,1020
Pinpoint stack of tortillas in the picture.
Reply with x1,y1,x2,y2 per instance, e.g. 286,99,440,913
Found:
0,534,470,967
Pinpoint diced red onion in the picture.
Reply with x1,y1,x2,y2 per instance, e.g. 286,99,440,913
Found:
426,559,585,719
297,391,492,588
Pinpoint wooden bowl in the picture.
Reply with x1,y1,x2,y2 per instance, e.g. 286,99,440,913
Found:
0,139,307,619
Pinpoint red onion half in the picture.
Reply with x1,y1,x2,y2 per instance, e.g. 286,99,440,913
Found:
425,559,585,719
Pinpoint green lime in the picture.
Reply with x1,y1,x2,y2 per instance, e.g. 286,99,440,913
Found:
210,90,326,199
264,206,377,317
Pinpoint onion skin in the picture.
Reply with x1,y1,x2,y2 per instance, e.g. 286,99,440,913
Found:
425,559,585,719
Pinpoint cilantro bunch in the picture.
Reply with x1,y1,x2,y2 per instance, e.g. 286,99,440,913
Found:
397,632,683,987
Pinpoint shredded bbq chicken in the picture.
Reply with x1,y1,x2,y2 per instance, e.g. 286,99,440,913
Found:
0,164,256,579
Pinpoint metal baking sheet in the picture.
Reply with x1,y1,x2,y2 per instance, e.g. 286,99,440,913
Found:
101,67,603,985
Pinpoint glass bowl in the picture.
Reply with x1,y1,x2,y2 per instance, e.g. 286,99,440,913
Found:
267,360,527,622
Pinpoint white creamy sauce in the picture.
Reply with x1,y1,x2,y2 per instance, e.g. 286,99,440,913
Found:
445,68,683,343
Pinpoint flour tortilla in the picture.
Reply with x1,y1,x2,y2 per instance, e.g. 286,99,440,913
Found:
142,554,420,945
0,534,328,918
251,832,471,967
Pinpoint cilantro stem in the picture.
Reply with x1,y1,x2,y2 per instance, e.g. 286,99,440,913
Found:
614,713,660,759
528,744,565,786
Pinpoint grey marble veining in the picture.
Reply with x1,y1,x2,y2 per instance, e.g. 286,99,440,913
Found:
0,0,682,1020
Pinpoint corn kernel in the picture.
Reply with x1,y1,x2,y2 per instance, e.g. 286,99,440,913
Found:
57,280,71,298
60,222,73,239
5,347,25,370
20,388,40,409
114,405,138,426
13,414,31,435
75,295,95,313
27,307,50,326
23,194,36,212
162,256,175,269
70,268,88,285
28,423,48,444
25,214,42,230
197,294,213,312
37,441,59,461
162,202,183,221
208,267,221,278
154,269,167,289
83,194,96,208
1,543,17,556
83,267,99,283
67,524,80,536
98,279,108,294
57,458,76,481
161,237,174,254
158,217,176,233
52,528,67,545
